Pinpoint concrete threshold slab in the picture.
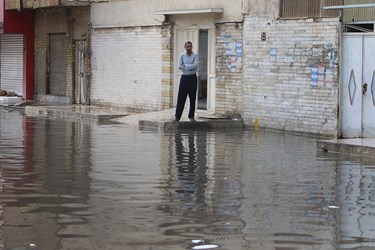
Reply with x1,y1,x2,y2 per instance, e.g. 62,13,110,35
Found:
0,96,23,105
25,105,129,122
317,139,375,158
139,119,243,132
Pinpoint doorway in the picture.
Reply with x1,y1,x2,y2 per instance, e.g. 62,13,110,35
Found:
340,34,375,138
48,34,67,96
174,28,216,112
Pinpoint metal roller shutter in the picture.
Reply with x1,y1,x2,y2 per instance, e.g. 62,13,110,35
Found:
0,34,23,96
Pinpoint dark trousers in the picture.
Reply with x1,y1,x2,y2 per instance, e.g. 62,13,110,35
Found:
175,74,197,120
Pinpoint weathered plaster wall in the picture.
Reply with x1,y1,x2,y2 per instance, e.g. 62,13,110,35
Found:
246,0,280,18
90,26,170,111
243,17,340,137
91,0,244,28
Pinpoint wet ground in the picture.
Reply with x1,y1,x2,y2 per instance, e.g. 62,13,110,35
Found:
1,108,375,250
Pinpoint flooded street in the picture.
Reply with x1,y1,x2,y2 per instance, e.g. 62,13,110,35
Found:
1,109,375,250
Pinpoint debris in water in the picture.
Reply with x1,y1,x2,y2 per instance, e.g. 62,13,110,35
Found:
328,205,339,209
193,245,218,249
192,240,203,244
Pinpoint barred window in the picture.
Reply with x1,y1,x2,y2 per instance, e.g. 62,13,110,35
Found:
281,0,343,18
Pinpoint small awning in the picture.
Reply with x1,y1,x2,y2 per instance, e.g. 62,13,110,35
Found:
323,3,375,10
154,8,223,15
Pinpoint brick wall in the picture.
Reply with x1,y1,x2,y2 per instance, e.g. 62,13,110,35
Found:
160,25,173,110
215,23,244,116
243,16,340,137
34,7,89,99
90,26,167,111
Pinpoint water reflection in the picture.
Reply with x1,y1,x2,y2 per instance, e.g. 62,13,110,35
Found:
160,132,243,248
173,133,207,204
2,109,375,249
337,163,375,248
0,110,92,249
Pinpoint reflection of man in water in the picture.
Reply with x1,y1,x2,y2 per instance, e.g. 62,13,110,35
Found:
174,133,207,203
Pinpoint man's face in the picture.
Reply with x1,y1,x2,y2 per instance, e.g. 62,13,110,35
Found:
185,43,192,54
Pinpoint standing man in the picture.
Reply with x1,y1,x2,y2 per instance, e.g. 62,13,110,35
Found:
175,41,199,122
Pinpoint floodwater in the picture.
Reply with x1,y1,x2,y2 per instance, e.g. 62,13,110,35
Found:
1,109,375,250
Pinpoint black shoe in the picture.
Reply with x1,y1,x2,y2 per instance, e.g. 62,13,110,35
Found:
189,118,196,122
174,117,180,122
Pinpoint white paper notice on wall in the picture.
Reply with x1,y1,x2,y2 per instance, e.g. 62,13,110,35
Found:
311,66,318,88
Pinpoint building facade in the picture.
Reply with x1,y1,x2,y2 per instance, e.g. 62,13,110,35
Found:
3,0,375,138
89,0,344,137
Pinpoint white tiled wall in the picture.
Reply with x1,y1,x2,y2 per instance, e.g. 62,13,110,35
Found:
243,17,340,137
90,26,163,111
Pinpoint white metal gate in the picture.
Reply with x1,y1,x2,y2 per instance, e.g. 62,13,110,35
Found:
340,35,375,138
0,34,23,96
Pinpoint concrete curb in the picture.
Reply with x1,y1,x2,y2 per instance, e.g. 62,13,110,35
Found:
25,105,128,122
139,119,244,132
317,140,375,158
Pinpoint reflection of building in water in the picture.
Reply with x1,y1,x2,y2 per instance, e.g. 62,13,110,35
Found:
0,110,92,249
337,163,375,248
0,173,5,249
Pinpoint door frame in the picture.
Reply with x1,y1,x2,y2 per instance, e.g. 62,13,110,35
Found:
173,27,216,112
74,40,88,104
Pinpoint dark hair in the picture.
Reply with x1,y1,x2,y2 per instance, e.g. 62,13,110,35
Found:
185,41,192,46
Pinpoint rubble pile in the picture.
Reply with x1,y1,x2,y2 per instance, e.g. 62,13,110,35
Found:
0,90,18,97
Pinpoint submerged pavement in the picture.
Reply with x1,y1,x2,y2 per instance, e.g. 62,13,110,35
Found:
23,104,243,131
1,102,374,158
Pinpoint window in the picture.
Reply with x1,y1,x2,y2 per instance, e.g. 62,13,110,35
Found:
281,0,343,18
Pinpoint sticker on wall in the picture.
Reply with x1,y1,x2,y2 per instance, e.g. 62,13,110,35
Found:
312,48,321,57
236,42,242,56
223,35,232,43
270,48,277,62
311,66,318,88
318,66,325,86
220,35,242,73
